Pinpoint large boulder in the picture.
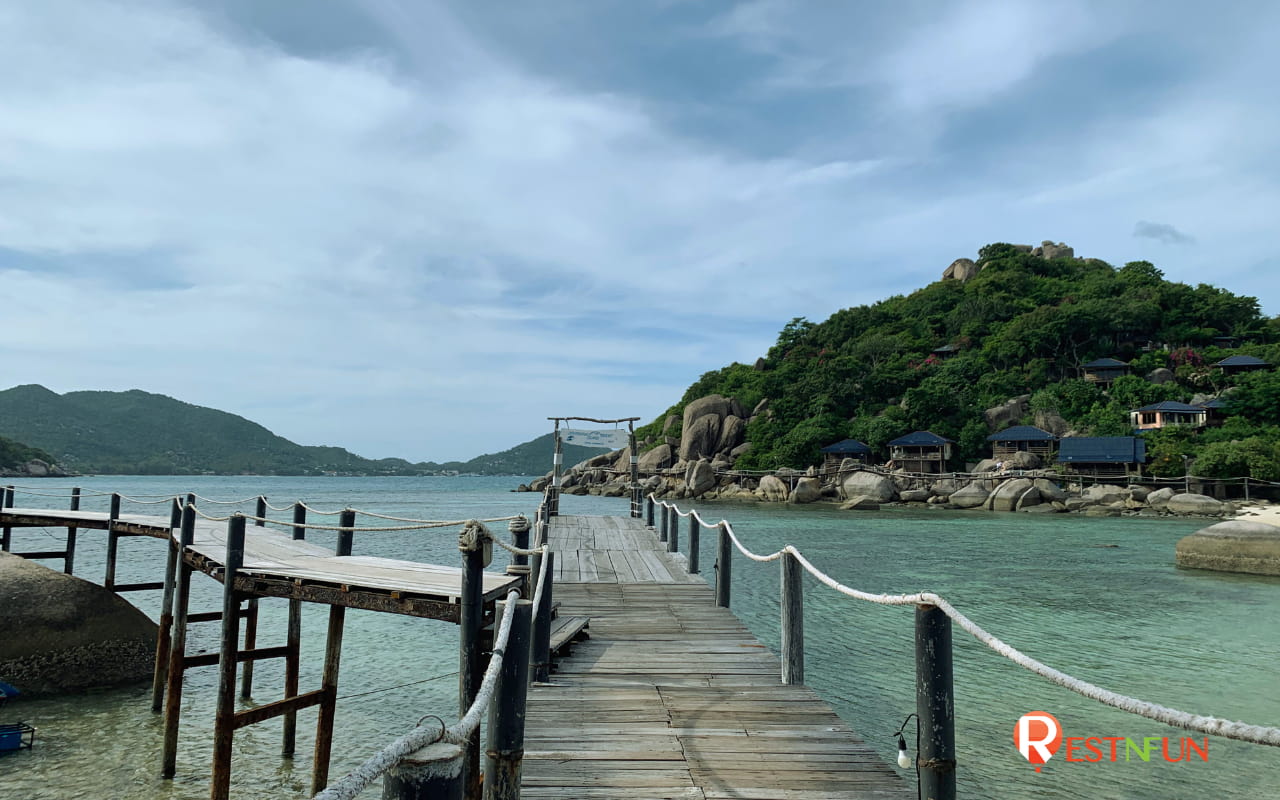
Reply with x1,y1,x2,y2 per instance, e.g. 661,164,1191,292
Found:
989,478,1034,512
841,471,897,503
682,394,732,432
949,483,990,509
1014,486,1043,511
1146,487,1176,510
1083,485,1128,505
900,488,931,503
1176,520,1280,575
1147,368,1176,385
984,395,1031,432
757,475,789,502
1033,410,1072,437
686,460,717,497
972,458,1000,473
1005,450,1043,470
716,415,745,454
789,478,823,504
1035,240,1074,259
678,414,721,462
0,553,158,694
638,444,673,472
1032,479,1068,503
942,258,980,281
1166,493,1225,516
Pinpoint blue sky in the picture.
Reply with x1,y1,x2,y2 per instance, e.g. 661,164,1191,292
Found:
2,1,1278,462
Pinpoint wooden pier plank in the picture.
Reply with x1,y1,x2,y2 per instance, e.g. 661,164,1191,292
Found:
526,514,911,799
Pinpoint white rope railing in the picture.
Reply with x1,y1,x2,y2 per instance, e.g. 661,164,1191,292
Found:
644,493,1280,747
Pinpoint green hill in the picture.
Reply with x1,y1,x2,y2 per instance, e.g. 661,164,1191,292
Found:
0,434,57,470
636,242,1280,478
0,386,603,476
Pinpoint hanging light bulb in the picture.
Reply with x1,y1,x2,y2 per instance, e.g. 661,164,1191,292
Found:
897,733,911,769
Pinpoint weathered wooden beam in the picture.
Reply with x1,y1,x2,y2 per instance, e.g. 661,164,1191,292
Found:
530,551,555,683
484,599,532,800
310,508,354,796
916,603,956,800
233,688,325,730
780,550,804,685
151,498,183,713
240,498,267,700
715,522,732,608
161,502,196,778
103,493,122,590
112,581,166,592
210,515,246,800
65,487,80,574
458,526,486,799
222,574,461,622
1,486,11,552
184,645,291,669
11,549,69,560
687,513,699,574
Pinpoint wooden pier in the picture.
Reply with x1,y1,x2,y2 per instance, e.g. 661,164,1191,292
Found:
523,513,911,799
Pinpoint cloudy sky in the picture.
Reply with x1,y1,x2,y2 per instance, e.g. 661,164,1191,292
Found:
3,1,1278,462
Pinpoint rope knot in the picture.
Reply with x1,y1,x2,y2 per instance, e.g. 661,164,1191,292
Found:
458,520,490,553
507,515,530,534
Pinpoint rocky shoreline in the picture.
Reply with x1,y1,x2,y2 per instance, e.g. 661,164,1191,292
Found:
0,458,71,478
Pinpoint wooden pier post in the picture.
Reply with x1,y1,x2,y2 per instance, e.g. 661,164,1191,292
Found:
484,598,533,800
211,515,247,800
510,516,530,567
916,604,956,800
715,522,732,608
65,487,81,574
530,551,555,683
549,422,562,516
659,504,669,543
667,509,679,554
311,509,354,795
104,493,122,590
780,550,804,685
645,496,654,528
1,485,12,551
458,522,487,800
162,498,196,778
384,742,465,800
239,497,266,700
282,501,306,757
687,514,700,574
151,496,183,712
629,428,640,518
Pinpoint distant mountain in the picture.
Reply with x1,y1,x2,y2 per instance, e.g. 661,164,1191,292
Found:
0,385,605,476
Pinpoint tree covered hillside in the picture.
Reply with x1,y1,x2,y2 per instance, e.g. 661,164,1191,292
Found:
637,243,1280,476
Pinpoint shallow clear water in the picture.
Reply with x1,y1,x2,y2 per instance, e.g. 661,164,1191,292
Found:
1,476,1277,800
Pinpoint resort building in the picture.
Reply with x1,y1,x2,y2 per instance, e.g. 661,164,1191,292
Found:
887,431,954,474
987,425,1057,461
1199,397,1230,427
1081,357,1131,386
1056,436,1146,478
1129,401,1208,431
819,439,872,471
1213,354,1270,375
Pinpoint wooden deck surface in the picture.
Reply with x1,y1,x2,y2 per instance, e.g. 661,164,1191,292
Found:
523,514,911,799
0,506,520,609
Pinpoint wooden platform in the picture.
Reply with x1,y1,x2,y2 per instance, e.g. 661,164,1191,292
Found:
523,514,911,799
0,506,520,621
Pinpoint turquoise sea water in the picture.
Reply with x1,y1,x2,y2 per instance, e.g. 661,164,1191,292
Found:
1,476,1277,799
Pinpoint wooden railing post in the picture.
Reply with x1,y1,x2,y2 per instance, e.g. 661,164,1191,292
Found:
659,504,669,543
384,743,465,800
1,485,12,551
530,551,555,683
687,515,700,575
510,516,530,567
211,515,247,800
104,493,122,589
161,497,196,778
715,522,731,608
150,496,183,712
629,430,640,518
240,496,266,700
484,598,533,800
645,496,654,528
283,501,306,757
916,604,956,800
458,523,486,800
667,509,679,553
312,509,354,794
549,425,562,516
780,550,804,685
65,487,81,573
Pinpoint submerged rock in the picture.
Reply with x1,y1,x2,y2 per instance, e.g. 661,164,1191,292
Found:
0,553,157,694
